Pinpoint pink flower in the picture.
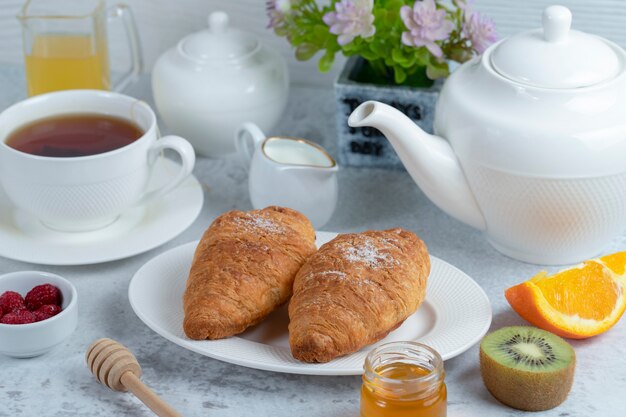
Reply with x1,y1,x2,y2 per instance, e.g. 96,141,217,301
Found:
266,0,291,28
400,0,454,58
323,0,376,46
464,11,497,54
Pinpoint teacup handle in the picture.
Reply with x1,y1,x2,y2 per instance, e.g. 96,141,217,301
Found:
235,123,266,167
135,135,196,207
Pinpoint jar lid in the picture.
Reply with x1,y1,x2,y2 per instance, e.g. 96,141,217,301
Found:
180,11,259,61
490,5,623,89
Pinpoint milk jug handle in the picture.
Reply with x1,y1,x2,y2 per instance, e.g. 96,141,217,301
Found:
235,122,266,167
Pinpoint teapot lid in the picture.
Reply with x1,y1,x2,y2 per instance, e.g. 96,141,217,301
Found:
179,11,259,61
490,5,623,89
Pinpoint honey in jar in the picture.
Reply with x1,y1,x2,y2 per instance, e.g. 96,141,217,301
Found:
361,342,447,417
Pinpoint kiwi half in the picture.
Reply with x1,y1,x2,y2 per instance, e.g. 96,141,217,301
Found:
479,326,575,411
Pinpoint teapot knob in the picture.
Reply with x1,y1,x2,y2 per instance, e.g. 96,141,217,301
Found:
542,5,572,43
208,11,229,34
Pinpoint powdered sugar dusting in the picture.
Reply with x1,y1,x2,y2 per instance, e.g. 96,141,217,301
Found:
316,270,347,278
234,213,285,234
342,238,397,268
309,270,377,287
382,236,402,248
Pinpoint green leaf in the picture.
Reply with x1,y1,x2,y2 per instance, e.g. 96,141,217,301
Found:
374,8,387,21
318,51,335,72
295,43,319,61
426,61,450,79
313,24,330,39
394,66,407,84
447,45,473,63
391,48,406,64
274,26,288,37
342,40,359,53
372,40,391,57
290,33,306,45
360,49,378,60
413,47,430,66
400,52,416,68
388,0,405,10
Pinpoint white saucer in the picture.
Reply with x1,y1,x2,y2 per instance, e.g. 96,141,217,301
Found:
129,232,492,375
0,157,203,265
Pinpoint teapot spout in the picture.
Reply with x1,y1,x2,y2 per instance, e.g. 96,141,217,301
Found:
348,101,486,231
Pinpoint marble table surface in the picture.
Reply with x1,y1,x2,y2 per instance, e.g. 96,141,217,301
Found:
0,66,625,417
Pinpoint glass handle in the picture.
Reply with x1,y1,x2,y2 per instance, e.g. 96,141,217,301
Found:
108,4,143,92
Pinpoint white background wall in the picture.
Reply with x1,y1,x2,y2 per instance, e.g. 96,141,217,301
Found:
1,0,625,86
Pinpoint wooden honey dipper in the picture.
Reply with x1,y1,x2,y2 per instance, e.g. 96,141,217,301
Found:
86,338,183,417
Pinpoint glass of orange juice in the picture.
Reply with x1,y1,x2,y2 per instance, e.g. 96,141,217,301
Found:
18,0,142,96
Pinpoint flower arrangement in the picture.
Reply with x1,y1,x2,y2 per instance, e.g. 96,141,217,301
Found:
266,0,497,86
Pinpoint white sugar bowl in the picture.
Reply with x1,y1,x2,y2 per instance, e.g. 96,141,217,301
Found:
152,11,289,157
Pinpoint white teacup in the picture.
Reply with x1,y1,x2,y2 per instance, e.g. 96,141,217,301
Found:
235,123,338,228
0,90,195,232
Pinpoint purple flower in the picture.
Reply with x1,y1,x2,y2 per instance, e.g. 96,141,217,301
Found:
267,0,291,28
464,11,497,54
323,0,376,46
400,0,454,58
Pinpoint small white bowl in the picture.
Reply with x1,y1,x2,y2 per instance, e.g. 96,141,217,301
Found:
0,271,78,358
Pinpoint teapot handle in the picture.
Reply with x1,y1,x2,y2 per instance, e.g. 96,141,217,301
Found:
235,122,266,167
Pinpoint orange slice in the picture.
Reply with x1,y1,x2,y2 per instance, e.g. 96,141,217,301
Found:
505,251,626,339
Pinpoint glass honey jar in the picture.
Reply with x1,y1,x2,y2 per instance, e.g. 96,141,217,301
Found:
361,342,447,417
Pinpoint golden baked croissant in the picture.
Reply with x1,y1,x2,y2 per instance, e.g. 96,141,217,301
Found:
183,206,317,340
288,228,430,363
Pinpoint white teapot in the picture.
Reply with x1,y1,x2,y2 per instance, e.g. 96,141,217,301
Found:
349,6,626,265
152,11,288,157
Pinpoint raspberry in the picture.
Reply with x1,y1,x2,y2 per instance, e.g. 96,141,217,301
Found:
0,291,26,313
25,284,62,311
0,305,3,319
33,304,63,322
0,309,36,325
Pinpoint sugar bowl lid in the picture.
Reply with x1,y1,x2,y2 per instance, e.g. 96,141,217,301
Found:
179,11,259,61
490,5,624,89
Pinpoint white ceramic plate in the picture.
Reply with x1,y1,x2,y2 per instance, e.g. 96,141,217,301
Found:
129,232,492,375
0,157,203,265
